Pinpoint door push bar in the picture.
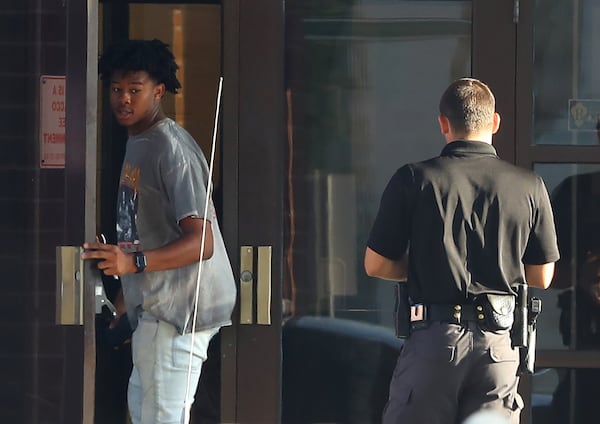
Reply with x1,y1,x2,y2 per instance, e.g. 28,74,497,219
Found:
55,246,116,325
239,246,272,325
56,246,84,325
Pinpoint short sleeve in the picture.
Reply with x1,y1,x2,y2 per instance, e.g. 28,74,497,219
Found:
367,165,416,260
523,176,560,264
160,143,209,222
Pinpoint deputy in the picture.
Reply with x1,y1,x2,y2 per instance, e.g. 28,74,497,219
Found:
365,78,559,424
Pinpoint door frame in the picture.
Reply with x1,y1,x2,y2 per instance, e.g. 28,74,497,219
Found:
221,1,285,422
65,1,99,423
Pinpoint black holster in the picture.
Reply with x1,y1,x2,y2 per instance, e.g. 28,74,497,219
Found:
512,283,529,347
512,283,542,375
394,282,411,339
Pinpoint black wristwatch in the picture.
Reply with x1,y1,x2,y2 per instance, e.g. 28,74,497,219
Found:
134,251,147,273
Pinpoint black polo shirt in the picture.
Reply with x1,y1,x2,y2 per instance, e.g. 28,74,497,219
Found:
367,140,560,304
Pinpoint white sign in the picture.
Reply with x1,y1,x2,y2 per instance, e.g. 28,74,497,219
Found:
40,75,66,168
569,99,600,131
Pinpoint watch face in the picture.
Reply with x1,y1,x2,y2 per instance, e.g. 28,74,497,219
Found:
135,252,146,272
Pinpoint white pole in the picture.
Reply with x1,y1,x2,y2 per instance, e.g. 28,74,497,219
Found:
183,76,223,424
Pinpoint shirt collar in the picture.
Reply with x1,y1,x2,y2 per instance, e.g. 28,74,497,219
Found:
440,140,498,158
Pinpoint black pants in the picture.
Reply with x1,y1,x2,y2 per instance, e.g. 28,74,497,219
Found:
382,321,522,424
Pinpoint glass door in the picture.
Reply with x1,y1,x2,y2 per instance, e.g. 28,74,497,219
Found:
516,0,600,423
229,0,523,422
282,2,472,422
97,2,224,423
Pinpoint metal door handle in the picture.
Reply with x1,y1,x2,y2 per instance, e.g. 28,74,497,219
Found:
239,246,254,324
239,245,272,325
56,246,84,325
257,246,272,325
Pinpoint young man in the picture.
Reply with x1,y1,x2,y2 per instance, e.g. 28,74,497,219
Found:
82,39,236,424
365,78,559,423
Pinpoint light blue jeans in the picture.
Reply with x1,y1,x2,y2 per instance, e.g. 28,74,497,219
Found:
128,312,220,424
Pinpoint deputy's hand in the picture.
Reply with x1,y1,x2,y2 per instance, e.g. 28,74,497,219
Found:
81,242,135,276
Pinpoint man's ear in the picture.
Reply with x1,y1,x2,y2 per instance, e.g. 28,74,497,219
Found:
492,112,501,134
154,83,166,100
438,115,451,135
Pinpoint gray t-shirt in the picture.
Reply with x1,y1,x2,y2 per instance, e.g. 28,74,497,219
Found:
117,118,236,334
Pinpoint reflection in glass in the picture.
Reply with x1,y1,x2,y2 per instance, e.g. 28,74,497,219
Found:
533,0,600,145
531,368,559,422
284,0,471,323
534,164,600,422
283,1,471,422
533,367,600,424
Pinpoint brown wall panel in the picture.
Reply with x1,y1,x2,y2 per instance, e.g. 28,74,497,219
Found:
0,1,82,423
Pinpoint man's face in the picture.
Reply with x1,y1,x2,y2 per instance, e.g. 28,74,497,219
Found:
109,70,165,135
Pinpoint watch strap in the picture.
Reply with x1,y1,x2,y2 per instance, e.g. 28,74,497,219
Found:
134,251,147,273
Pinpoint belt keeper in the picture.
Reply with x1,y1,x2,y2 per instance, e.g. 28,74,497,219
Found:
452,304,461,322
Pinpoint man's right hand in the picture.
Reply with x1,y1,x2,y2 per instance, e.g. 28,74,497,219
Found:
82,242,137,276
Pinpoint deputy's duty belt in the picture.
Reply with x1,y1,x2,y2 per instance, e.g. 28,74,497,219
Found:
410,303,485,325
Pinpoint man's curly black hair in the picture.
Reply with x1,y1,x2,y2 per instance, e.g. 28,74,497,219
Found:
98,38,182,94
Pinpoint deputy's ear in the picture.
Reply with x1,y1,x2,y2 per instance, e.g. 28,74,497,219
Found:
492,112,501,134
438,115,450,135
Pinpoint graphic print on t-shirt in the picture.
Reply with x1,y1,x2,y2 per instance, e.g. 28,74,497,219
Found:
117,162,141,252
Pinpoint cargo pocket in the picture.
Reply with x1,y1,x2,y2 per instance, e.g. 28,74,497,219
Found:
504,392,524,419
489,343,518,363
